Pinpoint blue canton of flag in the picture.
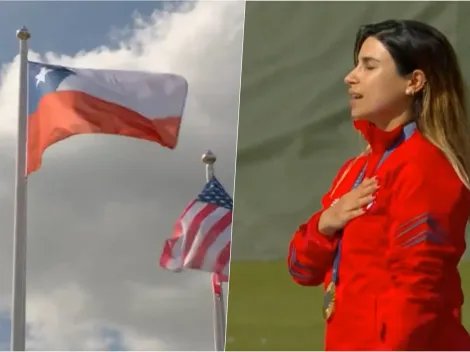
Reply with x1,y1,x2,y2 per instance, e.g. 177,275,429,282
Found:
196,176,233,210
28,61,76,115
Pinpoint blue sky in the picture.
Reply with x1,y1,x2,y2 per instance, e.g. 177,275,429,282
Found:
0,2,187,350
0,2,188,65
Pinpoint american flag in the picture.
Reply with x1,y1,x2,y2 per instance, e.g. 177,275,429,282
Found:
159,176,232,281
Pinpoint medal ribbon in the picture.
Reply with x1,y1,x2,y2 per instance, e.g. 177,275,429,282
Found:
327,121,417,315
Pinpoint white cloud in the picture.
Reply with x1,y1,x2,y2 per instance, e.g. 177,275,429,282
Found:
0,1,244,350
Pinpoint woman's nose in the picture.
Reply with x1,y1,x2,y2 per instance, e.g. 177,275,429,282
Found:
344,69,358,85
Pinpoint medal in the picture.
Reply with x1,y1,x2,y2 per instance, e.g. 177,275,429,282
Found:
323,281,336,321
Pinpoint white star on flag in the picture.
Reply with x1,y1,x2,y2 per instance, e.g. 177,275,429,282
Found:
35,67,52,87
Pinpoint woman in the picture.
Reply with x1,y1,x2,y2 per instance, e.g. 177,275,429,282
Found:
287,19,470,350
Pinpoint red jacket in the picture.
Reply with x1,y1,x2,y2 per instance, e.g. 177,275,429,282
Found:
288,120,470,350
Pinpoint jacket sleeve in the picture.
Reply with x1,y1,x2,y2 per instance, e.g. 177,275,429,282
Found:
380,162,464,350
287,158,354,286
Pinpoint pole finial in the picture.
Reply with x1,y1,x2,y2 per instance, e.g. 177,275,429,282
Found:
16,26,30,41
202,150,216,165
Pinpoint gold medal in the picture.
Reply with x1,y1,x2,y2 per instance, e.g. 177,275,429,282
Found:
323,281,336,321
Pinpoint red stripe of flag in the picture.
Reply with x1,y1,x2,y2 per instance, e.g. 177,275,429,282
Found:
182,203,218,261
189,210,232,269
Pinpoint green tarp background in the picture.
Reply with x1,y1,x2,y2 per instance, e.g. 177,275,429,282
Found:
232,1,470,261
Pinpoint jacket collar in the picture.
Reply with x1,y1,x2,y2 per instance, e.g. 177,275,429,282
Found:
353,119,417,153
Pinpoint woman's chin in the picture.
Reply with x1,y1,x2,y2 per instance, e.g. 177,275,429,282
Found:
349,108,363,119
351,114,368,121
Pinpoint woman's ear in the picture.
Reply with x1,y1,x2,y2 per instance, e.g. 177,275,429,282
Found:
405,69,426,95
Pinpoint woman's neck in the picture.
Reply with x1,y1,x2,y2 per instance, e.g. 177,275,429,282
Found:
371,110,414,131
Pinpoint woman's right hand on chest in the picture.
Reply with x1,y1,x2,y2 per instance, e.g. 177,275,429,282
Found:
318,177,379,236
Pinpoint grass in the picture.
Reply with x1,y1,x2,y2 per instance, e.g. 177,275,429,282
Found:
225,260,470,351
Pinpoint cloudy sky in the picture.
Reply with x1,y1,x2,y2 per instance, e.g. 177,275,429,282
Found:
0,1,244,350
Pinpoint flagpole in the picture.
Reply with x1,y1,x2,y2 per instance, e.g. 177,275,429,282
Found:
11,26,30,352
202,150,226,352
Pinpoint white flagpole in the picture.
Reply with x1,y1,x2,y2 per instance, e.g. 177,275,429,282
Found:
202,150,226,352
11,26,30,352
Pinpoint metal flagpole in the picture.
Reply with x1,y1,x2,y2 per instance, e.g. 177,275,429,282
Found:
11,26,30,352
202,150,227,352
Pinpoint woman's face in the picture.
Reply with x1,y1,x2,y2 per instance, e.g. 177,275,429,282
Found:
344,36,411,127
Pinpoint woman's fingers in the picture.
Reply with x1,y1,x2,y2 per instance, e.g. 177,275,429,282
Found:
356,179,379,197
336,177,379,218
345,208,366,221
341,194,373,212
356,194,375,208
342,188,376,211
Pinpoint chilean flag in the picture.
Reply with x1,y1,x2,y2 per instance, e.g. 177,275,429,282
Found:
27,61,189,175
